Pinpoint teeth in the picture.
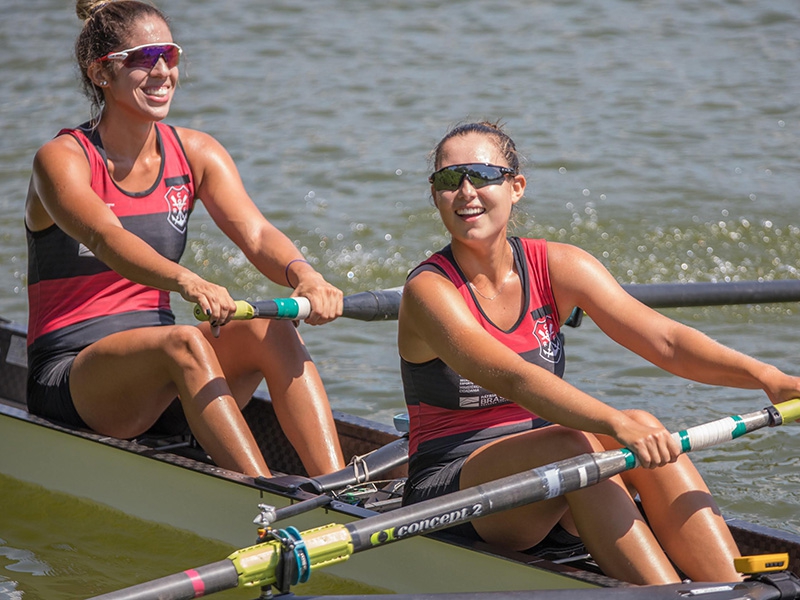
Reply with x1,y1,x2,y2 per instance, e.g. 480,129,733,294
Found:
457,207,484,216
145,87,168,97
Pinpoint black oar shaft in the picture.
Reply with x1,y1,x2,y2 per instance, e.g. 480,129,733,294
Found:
345,450,629,553
341,289,403,321
623,280,800,308
89,559,239,600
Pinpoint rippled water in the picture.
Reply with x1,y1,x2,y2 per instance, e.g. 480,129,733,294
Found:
1,0,799,597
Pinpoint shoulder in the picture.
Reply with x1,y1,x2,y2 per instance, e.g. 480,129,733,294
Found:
545,241,603,275
171,126,222,152
32,133,91,179
170,127,240,187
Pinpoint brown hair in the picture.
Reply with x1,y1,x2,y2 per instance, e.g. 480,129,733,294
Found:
74,0,171,115
429,121,522,174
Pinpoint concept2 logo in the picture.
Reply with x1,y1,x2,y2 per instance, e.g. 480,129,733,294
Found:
369,504,483,546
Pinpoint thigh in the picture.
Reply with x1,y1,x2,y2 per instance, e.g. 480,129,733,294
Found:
70,326,196,438
461,425,605,550
199,319,310,405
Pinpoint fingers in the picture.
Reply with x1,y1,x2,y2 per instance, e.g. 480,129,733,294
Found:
183,277,237,332
618,412,681,469
292,281,343,326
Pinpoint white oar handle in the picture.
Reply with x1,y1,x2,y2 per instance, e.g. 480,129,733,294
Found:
622,400,800,468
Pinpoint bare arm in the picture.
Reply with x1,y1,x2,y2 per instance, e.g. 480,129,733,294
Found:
27,135,233,319
178,128,342,324
397,267,679,467
547,241,800,405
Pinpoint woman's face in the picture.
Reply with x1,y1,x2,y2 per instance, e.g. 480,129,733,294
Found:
432,132,526,245
93,16,179,123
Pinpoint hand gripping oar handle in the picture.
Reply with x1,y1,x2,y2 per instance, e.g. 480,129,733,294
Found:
193,288,403,323
87,400,800,600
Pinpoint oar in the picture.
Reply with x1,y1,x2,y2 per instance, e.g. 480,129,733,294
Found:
622,280,800,308
88,399,800,600
566,279,800,326
192,280,800,328
193,288,403,323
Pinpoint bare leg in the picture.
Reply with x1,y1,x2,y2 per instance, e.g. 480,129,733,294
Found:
200,319,345,476
598,410,742,582
461,426,680,585
70,325,270,477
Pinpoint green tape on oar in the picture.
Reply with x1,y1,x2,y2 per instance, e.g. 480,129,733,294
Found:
193,300,255,321
775,398,800,423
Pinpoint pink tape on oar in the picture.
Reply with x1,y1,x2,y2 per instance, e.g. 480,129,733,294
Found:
184,568,206,597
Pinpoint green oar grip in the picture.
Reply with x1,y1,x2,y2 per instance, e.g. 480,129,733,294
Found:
193,300,255,321
775,398,800,423
227,524,352,589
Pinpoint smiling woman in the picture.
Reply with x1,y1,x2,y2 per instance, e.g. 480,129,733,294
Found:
397,121,800,585
22,0,348,479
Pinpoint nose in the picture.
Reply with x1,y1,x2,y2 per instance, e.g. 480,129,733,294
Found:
457,174,478,195
149,54,171,74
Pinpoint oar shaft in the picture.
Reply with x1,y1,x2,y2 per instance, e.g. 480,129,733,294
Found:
345,449,630,553
623,280,800,308
193,289,402,323
89,559,239,600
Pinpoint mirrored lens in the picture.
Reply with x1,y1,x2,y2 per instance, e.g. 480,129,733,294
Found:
124,45,181,69
430,164,511,191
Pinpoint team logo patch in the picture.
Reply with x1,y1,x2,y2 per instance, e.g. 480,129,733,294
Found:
164,185,190,233
532,314,562,364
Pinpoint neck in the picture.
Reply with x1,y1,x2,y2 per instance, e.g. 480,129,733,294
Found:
451,237,515,298
95,107,159,163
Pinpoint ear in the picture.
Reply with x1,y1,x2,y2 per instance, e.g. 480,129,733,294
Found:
87,61,111,88
510,174,526,205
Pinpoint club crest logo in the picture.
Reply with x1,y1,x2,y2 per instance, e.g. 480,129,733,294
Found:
533,315,562,364
164,185,190,233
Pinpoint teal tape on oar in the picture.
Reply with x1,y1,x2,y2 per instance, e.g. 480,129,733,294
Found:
272,298,301,319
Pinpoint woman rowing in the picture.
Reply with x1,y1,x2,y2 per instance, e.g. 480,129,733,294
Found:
24,0,345,478
398,121,800,584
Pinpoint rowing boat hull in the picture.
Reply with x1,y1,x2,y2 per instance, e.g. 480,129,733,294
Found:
1,317,798,594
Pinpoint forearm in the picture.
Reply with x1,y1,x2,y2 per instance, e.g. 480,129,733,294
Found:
227,220,311,287
476,358,628,438
649,324,781,391
89,226,199,294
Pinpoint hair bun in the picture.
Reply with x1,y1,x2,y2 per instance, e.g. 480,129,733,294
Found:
76,0,111,21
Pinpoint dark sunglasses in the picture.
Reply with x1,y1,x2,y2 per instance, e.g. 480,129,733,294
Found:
429,163,516,192
96,43,183,70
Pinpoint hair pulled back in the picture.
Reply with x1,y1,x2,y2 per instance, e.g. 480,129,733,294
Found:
74,0,170,114
430,121,522,174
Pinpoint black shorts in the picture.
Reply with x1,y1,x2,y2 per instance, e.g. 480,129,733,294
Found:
27,353,189,437
27,351,87,428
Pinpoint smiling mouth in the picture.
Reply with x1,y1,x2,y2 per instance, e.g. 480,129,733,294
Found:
144,86,169,97
456,207,485,217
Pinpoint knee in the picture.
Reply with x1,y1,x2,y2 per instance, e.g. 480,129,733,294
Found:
556,427,603,455
163,325,215,367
